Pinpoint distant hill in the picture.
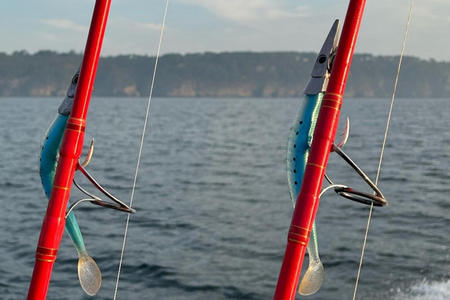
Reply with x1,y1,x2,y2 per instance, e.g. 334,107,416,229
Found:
1,50,449,98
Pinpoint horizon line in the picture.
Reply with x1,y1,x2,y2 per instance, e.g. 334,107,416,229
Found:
2,49,449,63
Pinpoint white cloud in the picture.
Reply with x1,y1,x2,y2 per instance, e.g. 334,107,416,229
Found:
112,18,161,32
267,6,309,20
180,0,309,25
40,19,88,32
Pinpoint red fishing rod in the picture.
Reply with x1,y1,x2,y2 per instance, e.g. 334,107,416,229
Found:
274,0,367,299
27,0,111,298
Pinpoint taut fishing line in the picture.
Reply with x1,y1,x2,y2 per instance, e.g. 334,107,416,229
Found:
113,0,170,298
352,1,414,299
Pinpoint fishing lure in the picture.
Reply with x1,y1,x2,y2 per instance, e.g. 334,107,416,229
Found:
39,67,102,296
39,66,134,295
284,18,387,297
286,20,339,295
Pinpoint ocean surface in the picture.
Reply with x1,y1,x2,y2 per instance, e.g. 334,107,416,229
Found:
0,97,448,300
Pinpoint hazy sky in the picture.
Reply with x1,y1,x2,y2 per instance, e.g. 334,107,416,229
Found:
1,0,449,60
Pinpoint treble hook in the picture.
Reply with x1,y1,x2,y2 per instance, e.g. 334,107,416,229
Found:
322,118,387,207
65,141,136,218
330,144,386,206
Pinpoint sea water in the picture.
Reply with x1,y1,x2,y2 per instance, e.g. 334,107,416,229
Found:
0,97,448,299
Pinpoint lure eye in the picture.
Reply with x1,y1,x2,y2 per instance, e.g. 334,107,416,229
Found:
72,74,79,85
317,55,327,64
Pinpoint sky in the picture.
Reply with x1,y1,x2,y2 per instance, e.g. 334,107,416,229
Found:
1,0,449,61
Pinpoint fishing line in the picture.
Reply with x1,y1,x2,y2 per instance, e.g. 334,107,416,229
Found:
113,0,170,298
352,1,413,299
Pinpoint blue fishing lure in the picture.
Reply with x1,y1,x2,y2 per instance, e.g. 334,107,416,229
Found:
39,67,102,296
286,20,340,296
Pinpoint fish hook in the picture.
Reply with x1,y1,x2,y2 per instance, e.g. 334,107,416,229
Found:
336,117,350,148
323,118,387,206
330,144,386,206
80,138,95,168
65,150,136,218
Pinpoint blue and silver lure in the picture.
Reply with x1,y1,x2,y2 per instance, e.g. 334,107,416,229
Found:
40,67,102,296
287,20,340,296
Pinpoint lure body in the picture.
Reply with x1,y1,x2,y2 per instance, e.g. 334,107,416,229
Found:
287,94,323,200
275,1,367,297
40,113,86,254
39,66,87,255
287,94,324,295
278,9,387,298
283,20,340,296
38,67,102,296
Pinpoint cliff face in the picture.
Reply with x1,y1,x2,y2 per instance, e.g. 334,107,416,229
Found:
1,50,449,98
